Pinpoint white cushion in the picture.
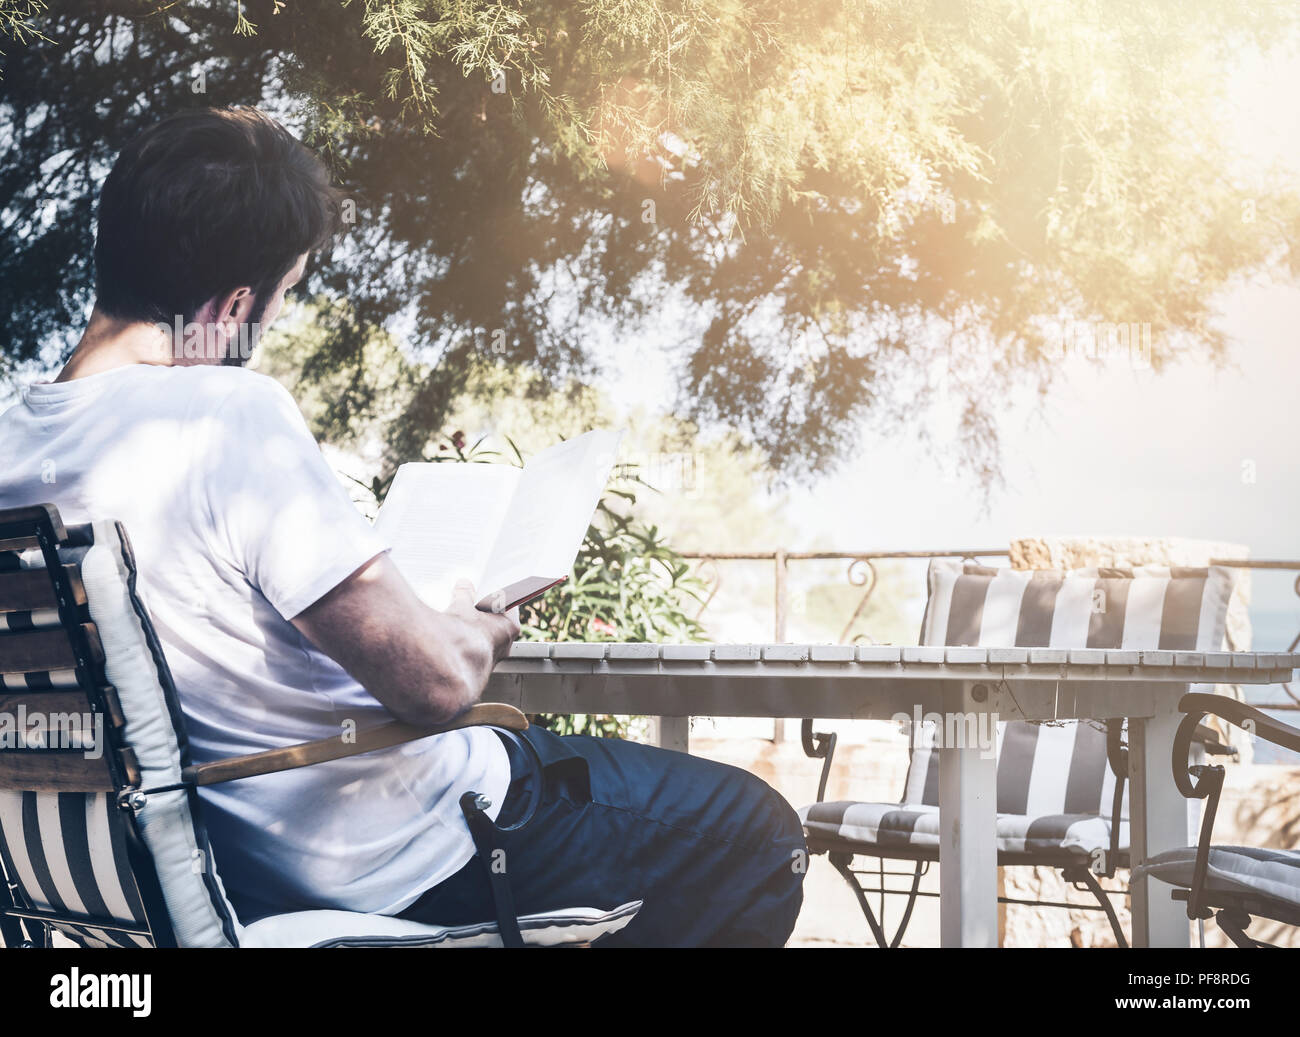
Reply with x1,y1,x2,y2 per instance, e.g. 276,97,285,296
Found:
242,900,643,948
800,800,1128,859
77,520,244,947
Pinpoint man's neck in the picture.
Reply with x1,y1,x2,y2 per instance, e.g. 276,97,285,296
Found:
56,307,174,382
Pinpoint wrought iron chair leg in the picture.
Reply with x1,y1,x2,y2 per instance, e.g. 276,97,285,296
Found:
887,861,925,949
829,853,890,948
1215,909,1271,949
1071,867,1129,948
801,720,839,803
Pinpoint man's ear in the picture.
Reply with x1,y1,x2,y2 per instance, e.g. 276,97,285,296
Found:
214,285,257,331
190,286,257,363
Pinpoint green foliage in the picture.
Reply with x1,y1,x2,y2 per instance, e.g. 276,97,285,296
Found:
2,2,1298,490
0,0,48,67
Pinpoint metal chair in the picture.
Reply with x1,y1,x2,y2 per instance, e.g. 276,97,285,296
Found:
0,504,639,948
1134,692,1300,948
800,560,1238,947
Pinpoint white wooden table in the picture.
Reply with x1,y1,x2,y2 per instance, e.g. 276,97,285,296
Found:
484,642,1299,947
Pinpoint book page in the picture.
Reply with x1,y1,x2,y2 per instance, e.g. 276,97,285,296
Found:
374,462,522,611
479,428,625,594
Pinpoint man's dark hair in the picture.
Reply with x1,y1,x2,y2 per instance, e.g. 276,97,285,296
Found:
93,106,341,326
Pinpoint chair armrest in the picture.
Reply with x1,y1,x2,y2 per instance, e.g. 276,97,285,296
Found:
1174,692,1300,800
1176,692,1300,762
179,703,529,788
800,719,839,803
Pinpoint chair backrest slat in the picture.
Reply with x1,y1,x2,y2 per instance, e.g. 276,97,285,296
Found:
0,628,81,675
0,504,68,555
0,690,88,716
0,505,170,946
0,751,116,793
0,569,60,612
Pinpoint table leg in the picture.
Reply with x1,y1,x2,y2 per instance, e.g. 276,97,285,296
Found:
1128,708,1191,948
938,683,999,948
652,716,690,753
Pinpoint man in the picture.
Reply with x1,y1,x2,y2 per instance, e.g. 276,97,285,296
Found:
0,106,805,946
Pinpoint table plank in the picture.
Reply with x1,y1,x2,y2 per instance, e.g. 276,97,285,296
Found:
810,644,855,662
713,644,761,661
661,644,711,661
552,642,607,660
856,645,902,663
763,644,809,662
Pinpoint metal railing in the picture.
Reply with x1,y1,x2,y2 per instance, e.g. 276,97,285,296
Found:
678,549,1010,739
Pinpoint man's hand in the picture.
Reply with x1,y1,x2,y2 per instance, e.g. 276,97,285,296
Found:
446,578,520,665
290,555,522,726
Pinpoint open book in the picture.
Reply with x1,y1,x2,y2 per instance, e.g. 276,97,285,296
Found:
374,428,626,612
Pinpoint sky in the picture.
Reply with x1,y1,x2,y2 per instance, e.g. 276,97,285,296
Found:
783,279,1300,558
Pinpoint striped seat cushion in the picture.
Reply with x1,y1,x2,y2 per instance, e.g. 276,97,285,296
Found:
800,801,941,854
903,717,1127,824
241,900,644,948
799,562,1234,863
799,800,1123,861
0,791,153,948
1134,847,1300,917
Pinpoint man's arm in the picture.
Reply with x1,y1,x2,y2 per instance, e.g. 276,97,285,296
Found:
291,555,521,726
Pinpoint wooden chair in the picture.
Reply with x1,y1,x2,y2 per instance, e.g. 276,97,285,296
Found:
0,504,639,948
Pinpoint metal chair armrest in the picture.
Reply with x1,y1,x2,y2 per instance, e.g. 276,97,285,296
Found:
800,719,839,803
1103,720,1127,877
1176,692,1300,761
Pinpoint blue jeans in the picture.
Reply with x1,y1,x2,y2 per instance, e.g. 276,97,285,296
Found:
397,725,807,947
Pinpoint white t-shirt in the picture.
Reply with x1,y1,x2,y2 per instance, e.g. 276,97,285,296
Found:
0,363,509,917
